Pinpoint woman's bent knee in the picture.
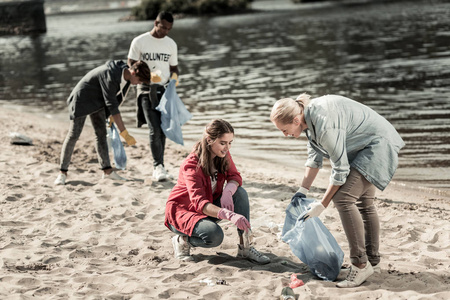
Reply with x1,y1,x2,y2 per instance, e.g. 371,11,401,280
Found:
205,231,224,247
234,187,249,204
192,220,224,248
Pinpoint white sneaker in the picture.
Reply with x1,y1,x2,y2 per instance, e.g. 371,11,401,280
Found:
373,264,381,274
54,173,66,185
102,171,127,181
153,164,167,182
237,244,270,265
337,262,374,288
166,171,174,180
172,235,194,261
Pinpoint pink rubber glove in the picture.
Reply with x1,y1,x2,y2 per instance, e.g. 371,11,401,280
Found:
217,208,250,232
220,182,238,211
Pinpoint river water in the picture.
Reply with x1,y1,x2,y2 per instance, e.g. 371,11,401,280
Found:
1,0,449,195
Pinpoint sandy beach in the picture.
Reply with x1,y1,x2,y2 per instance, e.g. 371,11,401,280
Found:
0,107,449,299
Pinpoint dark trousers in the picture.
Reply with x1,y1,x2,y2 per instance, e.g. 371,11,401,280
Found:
139,86,166,167
168,187,250,248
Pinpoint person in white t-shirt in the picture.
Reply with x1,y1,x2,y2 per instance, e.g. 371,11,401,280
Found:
127,11,179,182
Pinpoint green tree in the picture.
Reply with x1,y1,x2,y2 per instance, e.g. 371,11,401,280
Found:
131,0,253,20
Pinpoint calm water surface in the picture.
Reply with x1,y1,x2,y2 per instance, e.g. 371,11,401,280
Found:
1,0,449,194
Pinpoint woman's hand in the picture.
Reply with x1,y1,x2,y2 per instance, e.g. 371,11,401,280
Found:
296,186,309,196
217,208,250,232
301,183,340,221
220,182,238,211
301,201,326,221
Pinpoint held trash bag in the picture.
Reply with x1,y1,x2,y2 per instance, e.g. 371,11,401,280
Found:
281,192,344,281
107,123,127,170
156,79,192,145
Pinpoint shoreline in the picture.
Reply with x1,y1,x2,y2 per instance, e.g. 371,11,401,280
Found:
232,147,450,199
3,102,450,199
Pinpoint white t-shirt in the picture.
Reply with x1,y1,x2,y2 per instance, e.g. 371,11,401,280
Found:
210,170,218,194
128,32,178,86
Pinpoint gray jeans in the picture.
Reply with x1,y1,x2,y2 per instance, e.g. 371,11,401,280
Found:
59,108,111,172
168,186,250,248
333,168,380,266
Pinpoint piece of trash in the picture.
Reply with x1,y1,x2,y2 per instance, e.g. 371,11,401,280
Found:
280,286,295,300
267,222,284,239
243,228,253,249
268,222,284,231
289,274,304,289
199,279,215,286
9,132,33,145
199,278,229,286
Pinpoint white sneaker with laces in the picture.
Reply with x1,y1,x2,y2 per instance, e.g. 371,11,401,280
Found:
337,262,374,288
102,171,127,181
172,235,194,261
54,173,66,185
153,164,167,182
237,244,270,265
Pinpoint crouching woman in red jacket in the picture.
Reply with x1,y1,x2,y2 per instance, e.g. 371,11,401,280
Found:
165,119,270,264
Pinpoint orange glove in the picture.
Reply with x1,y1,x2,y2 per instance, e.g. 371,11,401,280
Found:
108,116,114,128
151,72,162,83
119,129,136,146
170,73,179,86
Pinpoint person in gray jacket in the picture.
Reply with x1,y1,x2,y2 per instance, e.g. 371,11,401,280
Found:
54,60,150,185
270,93,405,288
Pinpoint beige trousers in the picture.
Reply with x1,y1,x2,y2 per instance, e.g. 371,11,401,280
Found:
333,168,380,266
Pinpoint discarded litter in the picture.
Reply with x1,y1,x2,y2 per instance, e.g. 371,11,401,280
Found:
280,286,295,300
199,279,215,286
243,228,253,249
9,132,33,145
289,274,304,289
199,278,228,286
267,222,284,239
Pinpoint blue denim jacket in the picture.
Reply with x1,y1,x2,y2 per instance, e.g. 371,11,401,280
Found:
304,95,405,191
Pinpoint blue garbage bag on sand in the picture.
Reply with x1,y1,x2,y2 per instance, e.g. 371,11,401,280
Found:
281,192,344,281
156,80,192,145
108,123,127,170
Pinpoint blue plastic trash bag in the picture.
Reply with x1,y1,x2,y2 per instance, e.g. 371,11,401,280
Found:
281,192,344,281
108,123,127,170
156,79,192,145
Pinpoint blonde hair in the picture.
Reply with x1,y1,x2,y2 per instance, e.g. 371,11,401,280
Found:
192,119,234,177
270,93,310,125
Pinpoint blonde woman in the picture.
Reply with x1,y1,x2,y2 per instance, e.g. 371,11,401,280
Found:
271,94,405,287
165,119,270,264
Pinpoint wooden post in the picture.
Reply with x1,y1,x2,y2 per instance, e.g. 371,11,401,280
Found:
0,0,46,35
